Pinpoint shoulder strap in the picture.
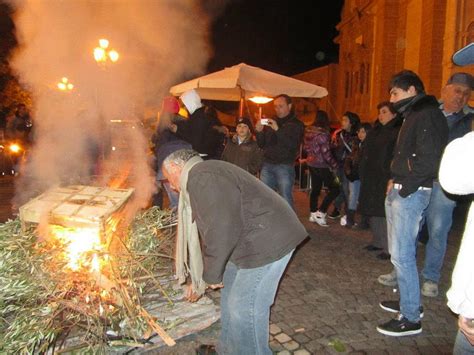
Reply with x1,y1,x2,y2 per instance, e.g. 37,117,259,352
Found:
340,132,352,152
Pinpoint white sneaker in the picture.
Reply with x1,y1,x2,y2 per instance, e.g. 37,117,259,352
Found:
309,212,318,223
340,215,347,226
314,211,329,227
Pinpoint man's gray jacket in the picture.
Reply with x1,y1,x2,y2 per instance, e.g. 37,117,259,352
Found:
187,160,308,284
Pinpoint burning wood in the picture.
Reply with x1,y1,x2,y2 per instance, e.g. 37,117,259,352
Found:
0,186,219,353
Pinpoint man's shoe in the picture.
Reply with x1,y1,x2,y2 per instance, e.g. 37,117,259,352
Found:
379,300,424,318
309,212,318,223
377,252,391,260
364,244,383,251
327,209,341,219
376,313,422,337
378,270,397,287
196,344,217,355
421,280,439,297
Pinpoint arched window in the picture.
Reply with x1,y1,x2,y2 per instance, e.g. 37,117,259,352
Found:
366,63,370,94
360,64,365,94
345,72,350,99
353,71,359,95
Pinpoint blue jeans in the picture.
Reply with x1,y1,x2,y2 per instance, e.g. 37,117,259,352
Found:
385,187,431,322
260,163,295,209
218,251,294,355
334,166,349,212
454,329,474,354
422,182,456,283
347,179,360,211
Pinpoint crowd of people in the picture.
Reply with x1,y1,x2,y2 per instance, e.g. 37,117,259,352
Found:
150,54,474,353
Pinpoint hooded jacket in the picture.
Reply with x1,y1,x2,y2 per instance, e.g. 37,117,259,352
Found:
303,126,338,170
256,113,304,165
221,133,263,175
391,94,449,197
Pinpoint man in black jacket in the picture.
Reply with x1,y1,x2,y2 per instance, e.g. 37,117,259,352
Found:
170,89,225,159
255,94,304,209
163,149,307,355
376,70,448,337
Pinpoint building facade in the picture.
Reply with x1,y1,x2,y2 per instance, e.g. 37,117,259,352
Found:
295,0,474,122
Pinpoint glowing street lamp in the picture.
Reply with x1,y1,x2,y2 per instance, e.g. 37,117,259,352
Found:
248,96,273,119
93,38,120,64
57,77,74,92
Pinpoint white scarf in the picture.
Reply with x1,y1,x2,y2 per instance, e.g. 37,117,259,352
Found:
175,155,206,295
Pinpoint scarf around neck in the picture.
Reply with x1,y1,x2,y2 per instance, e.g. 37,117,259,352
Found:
176,155,206,296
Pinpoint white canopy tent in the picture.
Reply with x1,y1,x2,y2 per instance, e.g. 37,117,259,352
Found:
170,63,328,116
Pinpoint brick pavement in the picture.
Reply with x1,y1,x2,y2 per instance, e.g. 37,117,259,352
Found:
141,189,466,354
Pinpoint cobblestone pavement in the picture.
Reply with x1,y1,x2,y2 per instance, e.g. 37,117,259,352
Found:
1,176,465,354
124,190,467,354
0,177,465,354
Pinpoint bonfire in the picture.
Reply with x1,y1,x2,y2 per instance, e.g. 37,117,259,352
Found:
0,185,217,353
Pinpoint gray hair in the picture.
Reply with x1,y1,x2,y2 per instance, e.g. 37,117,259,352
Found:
162,149,199,170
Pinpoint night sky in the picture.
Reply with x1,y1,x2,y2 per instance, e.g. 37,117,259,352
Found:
208,0,344,75
0,0,343,77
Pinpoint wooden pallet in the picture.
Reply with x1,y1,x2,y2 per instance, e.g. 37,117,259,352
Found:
19,185,134,233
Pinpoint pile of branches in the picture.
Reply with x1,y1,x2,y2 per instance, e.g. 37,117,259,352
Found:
0,207,178,353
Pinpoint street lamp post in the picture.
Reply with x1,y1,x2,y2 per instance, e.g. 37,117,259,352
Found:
92,38,120,168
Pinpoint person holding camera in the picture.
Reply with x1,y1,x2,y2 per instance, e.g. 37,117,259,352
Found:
255,94,304,209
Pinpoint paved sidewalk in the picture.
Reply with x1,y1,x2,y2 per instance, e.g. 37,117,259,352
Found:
154,189,464,354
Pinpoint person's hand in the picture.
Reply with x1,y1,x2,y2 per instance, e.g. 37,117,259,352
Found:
255,119,264,132
386,179,394,195
267,118,278,131
459,316,474,345
185,284,202,303
169,123,178,133
207,283,224,290
298,158,307,164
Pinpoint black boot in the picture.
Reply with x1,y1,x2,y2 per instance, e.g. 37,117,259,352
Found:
353,214,370,230
345,209,356,228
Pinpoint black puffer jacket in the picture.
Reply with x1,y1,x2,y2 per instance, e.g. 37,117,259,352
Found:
175,107,216,156
358,116,402,216
391,94,449,197
187,160,308,284
256,113,304,165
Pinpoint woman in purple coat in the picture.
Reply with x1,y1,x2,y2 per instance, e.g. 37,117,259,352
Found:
303,110,340,227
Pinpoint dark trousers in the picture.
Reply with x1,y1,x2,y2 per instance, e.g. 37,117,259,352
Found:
369,216,389,253
308,167,340,213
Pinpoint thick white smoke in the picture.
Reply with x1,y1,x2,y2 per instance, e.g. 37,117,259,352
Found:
8,0,213,211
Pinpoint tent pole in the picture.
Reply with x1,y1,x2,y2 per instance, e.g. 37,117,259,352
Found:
239,88,244,117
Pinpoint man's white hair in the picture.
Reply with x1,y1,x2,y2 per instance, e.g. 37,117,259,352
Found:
163,149,199,171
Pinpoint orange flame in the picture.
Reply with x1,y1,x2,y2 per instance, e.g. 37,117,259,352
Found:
50,225,104,272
